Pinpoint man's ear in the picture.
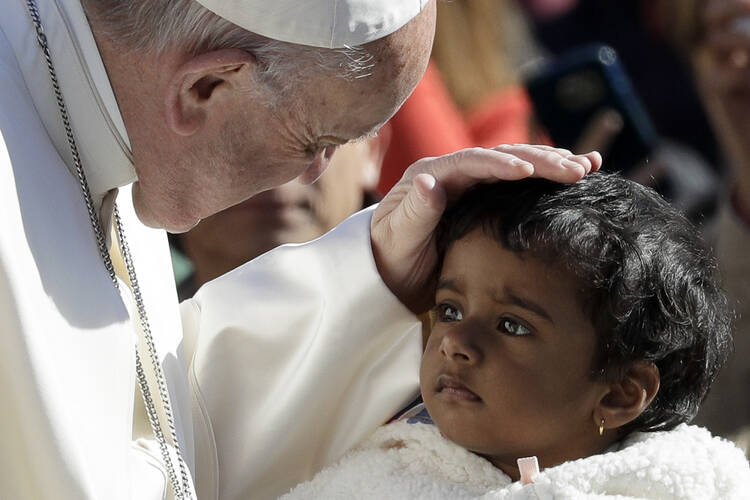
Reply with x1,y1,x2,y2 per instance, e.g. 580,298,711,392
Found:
165,49,258,136
595,361,660,434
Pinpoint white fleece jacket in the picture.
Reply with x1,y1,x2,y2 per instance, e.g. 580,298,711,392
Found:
280,419,750,499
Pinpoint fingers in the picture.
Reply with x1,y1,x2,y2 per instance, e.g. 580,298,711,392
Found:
582,151,603,172
370,144,601,312
517,144,574,156
519,144,602,172
494,144,594,181
408,145,602,202
389,173,447,247
409,148,534,198
498,144,602,172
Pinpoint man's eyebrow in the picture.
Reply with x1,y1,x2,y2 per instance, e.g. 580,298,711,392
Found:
498,289,555,325
360,127,380,139
319,127,380,146
317,135,349,146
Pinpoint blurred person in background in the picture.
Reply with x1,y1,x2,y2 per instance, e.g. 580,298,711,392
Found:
378,0,540,192
380,0,720,220
519,0,720,171
671,0,750,447
519,0,725,221
172,134,389,300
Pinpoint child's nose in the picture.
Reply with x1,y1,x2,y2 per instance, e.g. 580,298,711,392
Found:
439,325,482,364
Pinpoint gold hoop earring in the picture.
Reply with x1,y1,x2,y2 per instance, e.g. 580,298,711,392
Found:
599,418,605,436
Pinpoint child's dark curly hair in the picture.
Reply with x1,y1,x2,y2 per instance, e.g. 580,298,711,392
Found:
436,172,732,435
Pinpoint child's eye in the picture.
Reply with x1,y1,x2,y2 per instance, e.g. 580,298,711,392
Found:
498,318,532,336
436,303,462,322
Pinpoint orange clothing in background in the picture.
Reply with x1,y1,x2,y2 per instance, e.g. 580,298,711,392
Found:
378,61,534,194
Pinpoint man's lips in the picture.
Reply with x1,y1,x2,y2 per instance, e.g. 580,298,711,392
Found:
436,374,481,402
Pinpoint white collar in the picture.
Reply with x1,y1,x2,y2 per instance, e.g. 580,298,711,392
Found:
3,0,136,215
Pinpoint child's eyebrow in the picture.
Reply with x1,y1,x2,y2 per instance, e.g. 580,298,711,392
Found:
438,279,555,326
496,289,555,326
436,278,461,293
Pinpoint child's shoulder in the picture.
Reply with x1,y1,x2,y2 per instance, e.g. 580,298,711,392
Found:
281,419,510,500
620,423,748,468
535,424,750,499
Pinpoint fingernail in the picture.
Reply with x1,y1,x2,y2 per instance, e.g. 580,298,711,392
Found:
568,155,592,172
562,159,583,170
513,159,533,170
415,173,436,202
421,173,436,190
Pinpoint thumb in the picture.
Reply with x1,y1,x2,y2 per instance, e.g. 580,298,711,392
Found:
390,173,447,247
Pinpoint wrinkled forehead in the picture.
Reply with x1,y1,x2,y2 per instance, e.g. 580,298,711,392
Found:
297,43,433,142
362,0,436,98
298,75,397,144
277,2,434,144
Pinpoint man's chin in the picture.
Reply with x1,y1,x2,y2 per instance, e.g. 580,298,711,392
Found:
131,187,201,233
137,211,200,234
164,219,201,234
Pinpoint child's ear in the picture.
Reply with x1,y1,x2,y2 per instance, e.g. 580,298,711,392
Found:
594,361,660,434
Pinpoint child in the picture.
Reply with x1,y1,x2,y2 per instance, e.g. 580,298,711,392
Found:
282,172,750,499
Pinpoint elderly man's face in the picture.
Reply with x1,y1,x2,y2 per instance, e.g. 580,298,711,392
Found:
209,69,396,209
178,138,385,286
127,2,435,232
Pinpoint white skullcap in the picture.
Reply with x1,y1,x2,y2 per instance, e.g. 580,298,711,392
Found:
193,0,429,49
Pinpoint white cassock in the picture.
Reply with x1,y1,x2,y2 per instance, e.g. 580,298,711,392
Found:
0,1,422,499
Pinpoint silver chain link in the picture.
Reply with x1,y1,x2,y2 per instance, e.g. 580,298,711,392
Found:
113,208,194,498
24,1,194,498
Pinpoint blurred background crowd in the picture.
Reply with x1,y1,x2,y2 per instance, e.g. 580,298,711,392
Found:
170,0,750,454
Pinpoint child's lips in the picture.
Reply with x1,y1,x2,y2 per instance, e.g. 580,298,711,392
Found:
436,374,481,402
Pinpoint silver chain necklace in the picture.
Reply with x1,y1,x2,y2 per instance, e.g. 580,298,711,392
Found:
24,1,194,498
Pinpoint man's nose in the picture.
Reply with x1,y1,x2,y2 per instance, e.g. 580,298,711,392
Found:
439,325,482,365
